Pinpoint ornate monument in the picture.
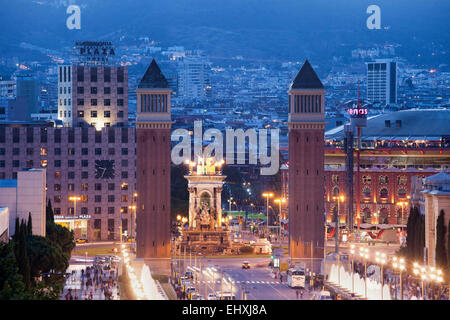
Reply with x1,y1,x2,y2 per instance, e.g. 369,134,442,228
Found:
179,157,232,254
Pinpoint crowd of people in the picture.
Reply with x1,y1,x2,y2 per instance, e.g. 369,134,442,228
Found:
62,256,120,300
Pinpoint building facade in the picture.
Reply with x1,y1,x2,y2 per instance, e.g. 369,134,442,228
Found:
136,59,172,259
366,59,397,105
288,60,326,264
0,168,46,237
0,125,136,241
177,56,211,100
58,65,128,128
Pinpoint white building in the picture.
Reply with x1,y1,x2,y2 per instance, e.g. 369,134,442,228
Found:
57,65,73,126
366,59,397,105
0,207,9,242
0,168,46,237
177,56,212,100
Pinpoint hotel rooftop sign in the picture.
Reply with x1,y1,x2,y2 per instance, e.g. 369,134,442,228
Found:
74,41,115,65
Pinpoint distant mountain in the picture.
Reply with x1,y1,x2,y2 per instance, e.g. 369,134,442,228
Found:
0,0,449,64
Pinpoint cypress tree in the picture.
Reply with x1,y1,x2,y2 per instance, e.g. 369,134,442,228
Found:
435,210,447,269
14,217,20,242
46,199,54,224
16,221,31,290
447,220,450,270
27,212,32,236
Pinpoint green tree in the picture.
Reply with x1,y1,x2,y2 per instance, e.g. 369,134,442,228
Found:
16,221,31,290
27,212,32,235
45,222,75,257
26,235,68,281
14,217,20,242
46,199,54,224
0,242,26,299
447,219,450,271
435,210,447,269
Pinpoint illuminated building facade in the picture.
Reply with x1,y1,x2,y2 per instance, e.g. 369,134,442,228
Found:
135,59,172,259
324,109,450,233
288,60,326,263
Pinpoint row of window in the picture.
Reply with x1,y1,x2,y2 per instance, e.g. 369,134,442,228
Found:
2,127,132,144
290,95,322,114
54,194,130,203
53,182,130,191
76,66,125,83
331,186,408,199
77,98,124,106
76,86,124,95
331,175,407,185
77,110,124,118
53,171,131,179
4,147,134,156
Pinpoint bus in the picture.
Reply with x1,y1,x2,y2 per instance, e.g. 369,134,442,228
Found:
287,268,306,288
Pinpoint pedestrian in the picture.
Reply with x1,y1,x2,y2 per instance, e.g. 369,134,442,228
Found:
279,273,283,283
300,289,304,298
296,290,299,299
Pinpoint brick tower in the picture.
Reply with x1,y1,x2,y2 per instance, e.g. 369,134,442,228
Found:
288,60,326,269
136,59,172,260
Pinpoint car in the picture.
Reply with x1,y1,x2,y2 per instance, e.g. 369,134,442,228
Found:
207,293,217,300
319,291,332,300
76,238,88,244
242,261,250,269
186,286,196,294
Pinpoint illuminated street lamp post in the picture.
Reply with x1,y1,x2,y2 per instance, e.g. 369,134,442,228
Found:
413,263,427,299
359,247,369,299
350,244,356,294
392,256,405,300
375,251,387,300
228,197,233,212
397,201,408,231
274,198,286,244
332,195,345,255
69,196,81,217
262,193,274,236
129,192,138,240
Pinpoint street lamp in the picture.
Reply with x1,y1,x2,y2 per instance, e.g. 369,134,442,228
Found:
392,256,405,300
69,196,81,216
350,244,356,295
413,262,427,299
359,247,369,299
332,195,345,255
397,201,408,231
375,251,387,300
274,198,286,244
228,197,233,212
262,192,274,236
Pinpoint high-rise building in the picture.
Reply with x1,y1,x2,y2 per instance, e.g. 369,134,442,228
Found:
288,60,325,271
366,59,397,105
16,75,39,114
177,56,211,100
57,65,128,128
136,59,172,260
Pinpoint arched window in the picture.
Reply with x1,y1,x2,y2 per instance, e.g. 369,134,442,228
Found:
363,207,371,223
380,208,389,224
380,188,389,199
362,187,371,199
332,187,340,197
397,188,407,199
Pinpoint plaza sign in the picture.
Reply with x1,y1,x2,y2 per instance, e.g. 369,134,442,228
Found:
74,41,115,64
